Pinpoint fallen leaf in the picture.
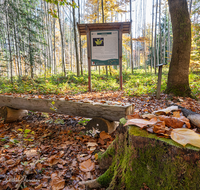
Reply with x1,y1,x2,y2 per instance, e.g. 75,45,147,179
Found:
35,184,43,190
90,146,96,152
25,149,37,158
86,142,98,147
79,159,95,172
141,114,157,119
173,111,181,118
48,155,62,166
50,173,65,190
22,188,30,190
127,112,141,119
153,121,166,134
94,153,98,160
36,163,43,170
153,106,179,115
159,115,190,128
6,159,15,165
171,128,200,148
100,131,111,140
124,117,157,128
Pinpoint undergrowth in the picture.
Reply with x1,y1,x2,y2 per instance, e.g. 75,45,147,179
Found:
0,69,199,98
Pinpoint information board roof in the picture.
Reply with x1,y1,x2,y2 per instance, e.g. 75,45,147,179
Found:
77,22,131,35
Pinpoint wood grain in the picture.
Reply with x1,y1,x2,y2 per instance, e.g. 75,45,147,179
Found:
0,95,134,121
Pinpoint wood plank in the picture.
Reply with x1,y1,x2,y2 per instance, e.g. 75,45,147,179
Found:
0,95,134,121
77,22,131,35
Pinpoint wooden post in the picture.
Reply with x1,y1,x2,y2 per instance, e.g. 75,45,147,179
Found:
119,24,123,90
156,65,163,99
86,26,92,92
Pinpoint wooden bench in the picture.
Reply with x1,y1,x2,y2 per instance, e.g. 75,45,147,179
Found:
0,95,134,132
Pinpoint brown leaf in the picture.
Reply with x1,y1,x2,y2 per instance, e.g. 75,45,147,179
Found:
100,131,111,140
36,163,43,170
35,184,43,190
124,117,157,128
48,155,62,166
158,115,188,128
173,111,181,118
127,112,141,119
79,159,95,172
25,148,37,158
153,121,166,134
50,173,65,190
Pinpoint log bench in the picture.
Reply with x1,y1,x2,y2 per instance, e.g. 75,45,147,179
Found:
0,95,134,132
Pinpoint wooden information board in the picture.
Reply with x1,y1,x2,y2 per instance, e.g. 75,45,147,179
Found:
77,22,131,91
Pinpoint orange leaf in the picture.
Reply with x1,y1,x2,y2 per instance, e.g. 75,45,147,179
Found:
153,121,166,134
127,112,141,119
158,115,189,128
79,159,95,172
124,117,157,128
38,95,42,99
100,131,111,140
171,128,200,147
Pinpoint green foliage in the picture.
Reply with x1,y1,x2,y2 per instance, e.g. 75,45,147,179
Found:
78,118,91,125
119,118,127,125
0,69,199,97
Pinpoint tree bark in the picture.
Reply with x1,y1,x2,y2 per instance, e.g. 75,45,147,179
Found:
57,3,66,76
78,0,83,75
72,0,80,76
166,0,192,97
154,0,158,74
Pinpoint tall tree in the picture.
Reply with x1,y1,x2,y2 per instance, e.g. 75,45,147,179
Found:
166,0,192,96
78,0,83,75
57,3,66,76
72,0,79,76
130,0,133,73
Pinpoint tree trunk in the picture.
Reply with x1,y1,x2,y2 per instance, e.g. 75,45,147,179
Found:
72,0,80,76
5,5,13,83
151,0,154,73
78,0,83,75
81,125,200,189
130,0,133,73
57,3,66,76
154,0,158,74
166,0,192,97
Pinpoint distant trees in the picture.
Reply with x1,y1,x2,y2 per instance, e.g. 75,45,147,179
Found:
0,0,45,80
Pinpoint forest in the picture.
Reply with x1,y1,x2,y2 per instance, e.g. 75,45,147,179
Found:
0,0,200,189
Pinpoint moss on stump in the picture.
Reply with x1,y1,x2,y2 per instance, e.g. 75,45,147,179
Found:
95,126,200,189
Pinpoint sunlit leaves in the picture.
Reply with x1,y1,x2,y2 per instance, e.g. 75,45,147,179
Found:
171,128,200,148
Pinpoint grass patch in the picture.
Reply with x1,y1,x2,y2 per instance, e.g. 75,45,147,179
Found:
0,69,199,97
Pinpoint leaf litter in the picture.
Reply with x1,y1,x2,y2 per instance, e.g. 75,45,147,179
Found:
0,91,200,189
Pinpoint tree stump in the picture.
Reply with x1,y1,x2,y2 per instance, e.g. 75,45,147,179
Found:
0,107,28,123
80,125,200,189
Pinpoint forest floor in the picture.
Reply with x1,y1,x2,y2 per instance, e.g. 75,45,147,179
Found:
0,70,200,190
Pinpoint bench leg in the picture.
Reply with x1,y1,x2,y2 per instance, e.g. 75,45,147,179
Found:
0,106,28,123
85,117,118,134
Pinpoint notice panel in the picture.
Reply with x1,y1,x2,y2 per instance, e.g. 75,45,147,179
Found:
91,30,119,66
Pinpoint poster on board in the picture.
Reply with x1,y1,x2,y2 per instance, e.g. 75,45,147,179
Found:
91,30,119,66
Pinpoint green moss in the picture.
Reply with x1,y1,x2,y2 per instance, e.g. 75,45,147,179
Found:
97,160,115,187
121,143,200,190
129,126,200,151
98,140,116,161
97,127,200,189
